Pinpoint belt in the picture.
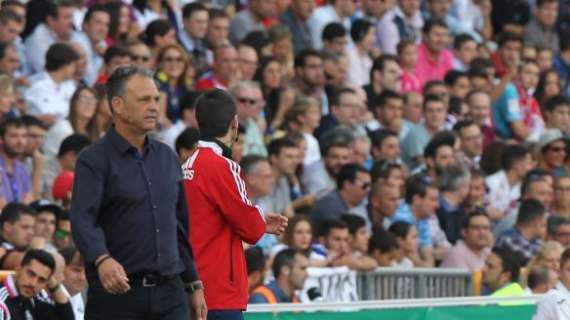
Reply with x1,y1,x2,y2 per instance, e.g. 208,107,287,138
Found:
128,273,177,287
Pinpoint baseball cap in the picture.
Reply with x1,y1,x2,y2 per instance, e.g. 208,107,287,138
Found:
538,129,564,150
52,170,75,201
30,199,62,218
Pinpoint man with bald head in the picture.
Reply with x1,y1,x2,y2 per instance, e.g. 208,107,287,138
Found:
196,44,240,90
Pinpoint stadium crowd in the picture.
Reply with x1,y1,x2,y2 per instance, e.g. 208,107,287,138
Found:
0,0,566,317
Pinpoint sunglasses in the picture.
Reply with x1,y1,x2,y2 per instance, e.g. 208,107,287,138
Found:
237,97,258,105
354,181,371,190
55,229,71,240
547,146,567,153
131,55,150,62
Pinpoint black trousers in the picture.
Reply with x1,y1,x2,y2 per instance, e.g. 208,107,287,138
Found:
85,277,189,320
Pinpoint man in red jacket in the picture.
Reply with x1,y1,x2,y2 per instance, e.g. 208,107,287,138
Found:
183,89,287,320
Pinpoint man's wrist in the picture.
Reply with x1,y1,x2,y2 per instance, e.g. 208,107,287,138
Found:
94,254,111,269
185,280,204,294
48,283,61,293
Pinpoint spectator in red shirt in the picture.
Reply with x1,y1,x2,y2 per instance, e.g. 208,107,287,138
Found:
415,18,454,88
196,43,240,91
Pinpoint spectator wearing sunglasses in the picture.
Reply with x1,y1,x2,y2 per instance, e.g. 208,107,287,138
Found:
537,129,568,177
231,80,267,157
310,163,371,233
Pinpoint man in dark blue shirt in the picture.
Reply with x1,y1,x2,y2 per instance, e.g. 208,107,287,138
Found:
70,66,207,319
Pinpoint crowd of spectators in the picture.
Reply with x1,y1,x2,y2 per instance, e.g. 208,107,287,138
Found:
0,0,567,311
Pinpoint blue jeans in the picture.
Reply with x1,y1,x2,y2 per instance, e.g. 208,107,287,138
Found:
207,310,244,320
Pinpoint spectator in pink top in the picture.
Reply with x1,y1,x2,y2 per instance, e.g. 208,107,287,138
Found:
415,19,454,88
398,39,421,93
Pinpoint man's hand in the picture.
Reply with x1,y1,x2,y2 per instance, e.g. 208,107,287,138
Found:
189,289,207,320
265,213,288,235
97,256,130,294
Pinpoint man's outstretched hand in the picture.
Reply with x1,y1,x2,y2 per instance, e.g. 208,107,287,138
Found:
266,213,288,235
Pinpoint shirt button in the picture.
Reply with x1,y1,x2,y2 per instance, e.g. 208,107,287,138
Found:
148,181,152,186
152,204,157,209
156,229,160,233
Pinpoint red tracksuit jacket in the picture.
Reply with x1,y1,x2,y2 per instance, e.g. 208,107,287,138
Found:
182,141,266,310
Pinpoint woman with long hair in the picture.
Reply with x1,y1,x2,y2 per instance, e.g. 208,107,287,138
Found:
254,57,295,131
132,0,180,31
43,87,99,158
141,18,177,60
156,44,193,125
535,69,562,109
105,2,139,46
269,215,327,266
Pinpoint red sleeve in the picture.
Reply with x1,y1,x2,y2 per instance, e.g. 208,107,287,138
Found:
196,79,214,91
205,157,266,244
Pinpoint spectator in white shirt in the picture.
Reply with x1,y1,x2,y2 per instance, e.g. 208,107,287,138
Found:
346,19,375,87
308,0,355,50
534,247,570,320
376,0,423,55
25,0,79,75
59,246,86,320
24,43,79,127
485,144,534,224
75,5,109,86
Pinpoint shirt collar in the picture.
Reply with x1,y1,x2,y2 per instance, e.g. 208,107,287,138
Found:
556,281,570,296
106,126,154,156
4,273,18,298
198,138,232,158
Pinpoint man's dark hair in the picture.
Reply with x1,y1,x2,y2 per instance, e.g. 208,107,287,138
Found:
368,226,399,254
272,248,299,279
245,246,265,275
336,163,368,190
461,209,490,230
182,2,207,19
453,119,478,136
322,22,346,42
318,218,348,238
195,89,236,138
369,128,398,149
544,95,570,113
370,160,403,182
422,18,448,34
340,213,366,235
388,221,413,239
83,4,108,24
423,80,448,96
536,0,557,7
497,32,524,48
0,117,25,137
106,66,156,113
561,247,570,267
58,134,91,158
209,8,228,20
20,115,47,130
240,155,269,176
372,90,402,111
520,168,551,196
350,19,373,43
453,33,476,50
516,199,546,226
21,249,56,275
46,0,73,19
319,127,354,156
370,54,398,81
175,127,200,156
179,91,201,118
0,0,25,10
103,46,131,64
492,246,524,282
501,144,529,171
294,49,322,68
0,42,13,62
142,19,173,46
0,202,35,228
268,136,298,157
527,266,550,291
330,87,357,107
422,93,445,111
547,215,570,236
45,43,79,72
0,8,22,25
444,70,468,87
423,131,456,160
59,246,83,266
57,210,70,224
404,174,433,204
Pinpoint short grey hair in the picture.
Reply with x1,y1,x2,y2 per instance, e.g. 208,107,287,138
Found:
106,66,156,112
230,80,261,96
438,164,471,192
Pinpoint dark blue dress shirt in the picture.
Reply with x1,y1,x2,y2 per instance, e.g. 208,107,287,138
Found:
70,127,198,282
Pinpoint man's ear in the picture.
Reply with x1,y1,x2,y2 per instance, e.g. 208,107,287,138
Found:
111,96,123,116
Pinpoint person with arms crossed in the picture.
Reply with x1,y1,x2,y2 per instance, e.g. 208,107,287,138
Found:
70,66,207,320
183,89,287,320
